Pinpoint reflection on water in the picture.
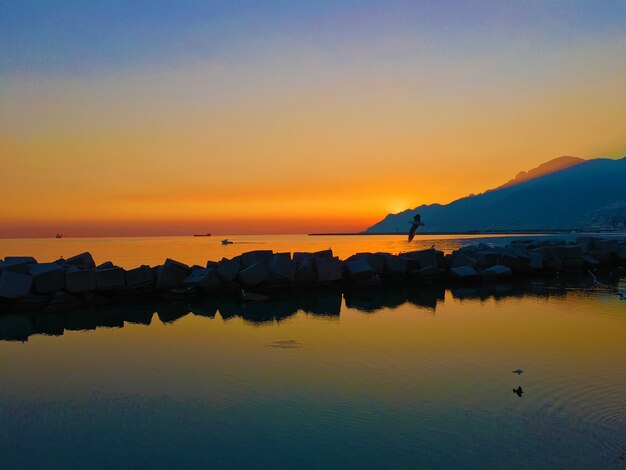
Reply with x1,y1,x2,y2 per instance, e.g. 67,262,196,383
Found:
2,277,618,342
1,278,625,469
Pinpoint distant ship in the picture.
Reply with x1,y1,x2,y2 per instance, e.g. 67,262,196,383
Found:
55,233,67,238
193,233,212,237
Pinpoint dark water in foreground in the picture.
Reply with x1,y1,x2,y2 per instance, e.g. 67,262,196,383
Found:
1,279,625,469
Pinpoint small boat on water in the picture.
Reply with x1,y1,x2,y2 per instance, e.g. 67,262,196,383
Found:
55,233,67,239
221,239,233,245
193,233,212,237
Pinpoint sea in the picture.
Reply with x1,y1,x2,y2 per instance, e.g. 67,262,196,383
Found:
1,234,625,469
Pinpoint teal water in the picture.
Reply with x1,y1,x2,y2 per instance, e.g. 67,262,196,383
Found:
1,281,625,469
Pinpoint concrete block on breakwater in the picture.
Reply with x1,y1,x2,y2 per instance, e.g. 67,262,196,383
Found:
1,236,625,314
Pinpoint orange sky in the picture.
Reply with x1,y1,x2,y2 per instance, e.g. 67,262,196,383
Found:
1,4,625,237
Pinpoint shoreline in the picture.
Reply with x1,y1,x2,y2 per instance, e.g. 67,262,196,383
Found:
1,235,624,316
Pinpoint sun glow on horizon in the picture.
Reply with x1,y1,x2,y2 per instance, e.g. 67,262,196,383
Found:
1,2,625,237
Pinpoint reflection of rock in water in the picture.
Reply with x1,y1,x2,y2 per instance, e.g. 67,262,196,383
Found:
34,313,64,336
344,288,386,312
268,340,303,349
123,305,155,325
156,302,189,324
406,285,444,310
297,290,341,317
0,315,34,341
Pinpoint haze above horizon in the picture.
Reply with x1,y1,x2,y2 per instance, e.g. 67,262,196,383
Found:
1,1,625,237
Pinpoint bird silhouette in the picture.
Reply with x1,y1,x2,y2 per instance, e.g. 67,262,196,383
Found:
512,369,524,375
408,213,425,242
513,386,524,397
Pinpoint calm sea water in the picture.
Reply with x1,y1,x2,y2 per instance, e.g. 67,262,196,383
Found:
1,235,625,469
0,233,594,268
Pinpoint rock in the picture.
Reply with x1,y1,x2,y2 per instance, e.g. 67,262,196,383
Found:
96,267,126,290
446,252,477,269
587,250,614,267
344,258,375,281
411,266,438,280
295,257,317,284
313,249,333,259
593,239,619,254
359,253,385,274
383,254,408,276
238,263,269,287
0,271,34,298
125,265,154,288
216,257,241,281
581,255,600,268
472,249,500,268
183,268,220,290
0,257,36,275
576,236,595,250
528,249,543,270
96,261,115,270
44,291,82,312
267,253,295,282
65,252,96,270
65,269,97,293
481,265,513,279
315,257,343,283
156,259,191,290
293,252,313,264
241,250,274,267
403,248,438,270
562,258,585,272
449,266,480,281
28,263,65,294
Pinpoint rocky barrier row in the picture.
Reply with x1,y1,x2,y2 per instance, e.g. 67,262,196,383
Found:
0,236,624,314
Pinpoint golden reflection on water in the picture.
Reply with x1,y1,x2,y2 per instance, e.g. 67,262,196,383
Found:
1,285,625,468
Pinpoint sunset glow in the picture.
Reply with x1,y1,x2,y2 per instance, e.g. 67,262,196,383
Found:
1,1,625,237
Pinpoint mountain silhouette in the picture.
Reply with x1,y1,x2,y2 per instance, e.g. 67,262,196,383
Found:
365,156,626,233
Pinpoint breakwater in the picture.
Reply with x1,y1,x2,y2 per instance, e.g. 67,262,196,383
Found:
1,236,624,315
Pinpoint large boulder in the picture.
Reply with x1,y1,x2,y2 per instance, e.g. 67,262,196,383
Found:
449,266,480,281
528,249,543,270
241,250,273,267
315,257,343,283
472,249,500,268
65,252,96,270
238,263,269,287
383,254,408,276
183,268,220,290
481,265,513,280
445,252,476,269
28,263,65,294
216,257,241,281
593,239,619,254
156,259,191,290
403,248,438,270
0,257,36,275
344,258,375,281
267,253,295,282
0,271,33,298
125,265,154,288
295,257,317,284
65,269,97,293
96,267,126,290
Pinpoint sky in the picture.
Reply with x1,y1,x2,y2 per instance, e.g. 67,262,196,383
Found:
1,1,625,237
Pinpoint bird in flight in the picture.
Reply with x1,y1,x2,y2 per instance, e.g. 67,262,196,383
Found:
408,213,425,242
